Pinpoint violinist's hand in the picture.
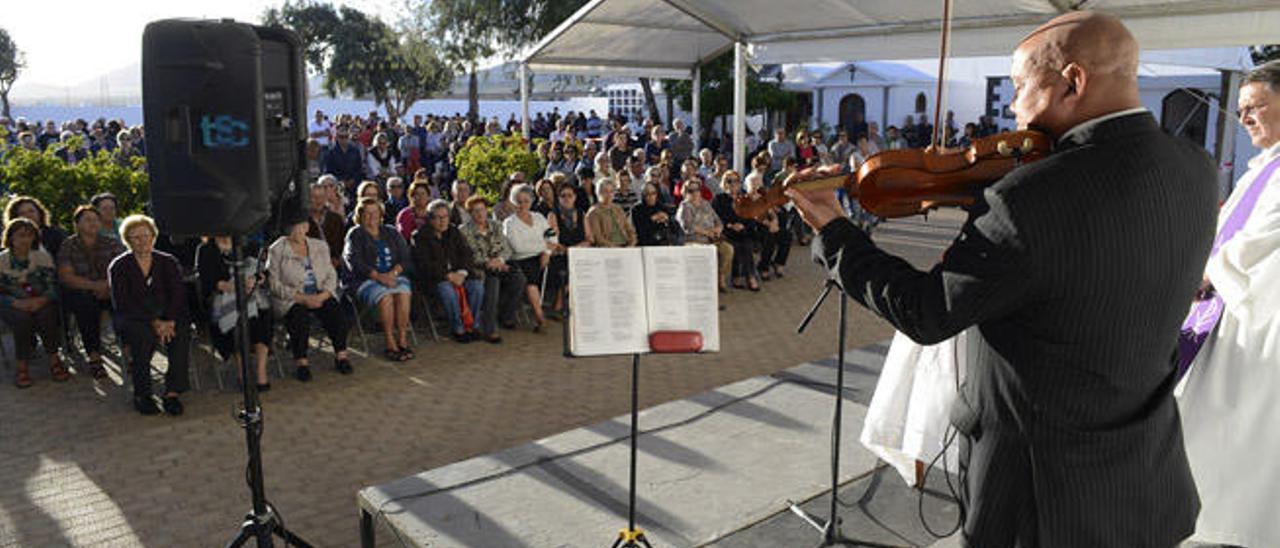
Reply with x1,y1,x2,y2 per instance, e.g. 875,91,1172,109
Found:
785,164,843,186
786,188,845,232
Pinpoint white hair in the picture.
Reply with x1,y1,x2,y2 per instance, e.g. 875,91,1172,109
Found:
594,178,618,201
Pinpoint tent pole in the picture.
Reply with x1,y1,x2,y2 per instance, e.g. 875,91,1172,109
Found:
1214,69,1241,199
733,41,747,174
693,64,702,152
520,63,531,139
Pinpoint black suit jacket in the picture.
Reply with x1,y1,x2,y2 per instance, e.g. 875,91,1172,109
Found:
815,112,1216,548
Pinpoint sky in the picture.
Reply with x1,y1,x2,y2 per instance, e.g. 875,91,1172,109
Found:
5,0,401,93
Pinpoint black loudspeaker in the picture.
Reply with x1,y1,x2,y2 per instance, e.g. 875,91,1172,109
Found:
142,19,307,237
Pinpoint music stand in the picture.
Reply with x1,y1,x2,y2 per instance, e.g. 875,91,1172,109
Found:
606,331,704,548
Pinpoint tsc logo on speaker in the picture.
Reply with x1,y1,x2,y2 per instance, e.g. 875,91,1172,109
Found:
200,114,251,149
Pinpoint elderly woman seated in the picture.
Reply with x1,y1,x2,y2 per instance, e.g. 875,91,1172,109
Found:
413,200,485,343
5,196,68,257
745,172,789,279
460,196,524,343
676,177,734,293
585,178,638,248
502,183,556,331
57,205,126,380
196,236,273,390
344,197,415,361
267,215,353,380
631,182,680,246
108,214,191,416
711,170,763,291
3,218,66,389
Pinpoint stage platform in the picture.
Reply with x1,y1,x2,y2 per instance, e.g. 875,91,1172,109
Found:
357,341,967,547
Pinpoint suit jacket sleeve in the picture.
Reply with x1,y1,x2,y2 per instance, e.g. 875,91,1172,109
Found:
814,187,1036,345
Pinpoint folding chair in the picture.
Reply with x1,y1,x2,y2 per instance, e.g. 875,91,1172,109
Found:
346,289,420,357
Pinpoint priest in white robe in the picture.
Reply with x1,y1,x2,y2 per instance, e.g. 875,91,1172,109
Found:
1178,60,1280,547
860,330,967,486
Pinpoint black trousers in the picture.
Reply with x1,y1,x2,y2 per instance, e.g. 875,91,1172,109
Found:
121,318,191,396
282,298,349,360
726,237,759,281
757,229,792,271
0,303,60,360
63,289,112,355
209,309,274,361
480,269,525,336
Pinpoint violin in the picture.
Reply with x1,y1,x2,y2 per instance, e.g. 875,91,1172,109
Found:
732,129,1054,220
732,0,1056,221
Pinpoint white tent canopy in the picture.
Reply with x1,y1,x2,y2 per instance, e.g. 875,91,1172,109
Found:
520,0,1280,171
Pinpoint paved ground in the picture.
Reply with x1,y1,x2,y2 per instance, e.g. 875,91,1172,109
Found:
0,212,964,548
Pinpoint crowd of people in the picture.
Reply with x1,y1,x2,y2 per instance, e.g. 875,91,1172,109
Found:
0,103,1011,417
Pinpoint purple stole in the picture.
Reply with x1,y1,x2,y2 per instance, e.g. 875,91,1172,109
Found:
1176,155,1280,379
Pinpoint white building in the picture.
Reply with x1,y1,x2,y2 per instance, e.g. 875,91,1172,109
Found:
782,48,1257,195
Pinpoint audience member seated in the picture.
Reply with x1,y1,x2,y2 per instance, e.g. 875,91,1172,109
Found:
673,160,710,202
460,197,524,343
109,215,191,416
448,180,473,226
385,177,409,225
350,181,386,225
315,174,348,219
533,178,556,216
712,172,762,291
2,218,66,389
547,182,589,317
344,198,415,362
585,179,637,248
745,172,789,279
196,236,273,391
307,181,347,268
495,172,527,222
396,180,434,241
632,182,680,247
5,197,67,258
57,205,126,379
676,178,733,292
267,217,353,380
413,200,484,343
502,184,553,331
613,170,640,213
574,166,596,211
90,192,122,241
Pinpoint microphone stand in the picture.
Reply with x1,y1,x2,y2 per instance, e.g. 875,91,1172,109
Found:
224,237,311,548
788,278,897,548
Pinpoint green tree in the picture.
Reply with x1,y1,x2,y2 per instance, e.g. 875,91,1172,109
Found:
0,27,23,120
0,138,149,230
454,134,542,201
264,1,452,122
423,0,590,120
663,53,796,129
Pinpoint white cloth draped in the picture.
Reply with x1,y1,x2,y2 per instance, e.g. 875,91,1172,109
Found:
1178,142,1280,547
860,329,969,486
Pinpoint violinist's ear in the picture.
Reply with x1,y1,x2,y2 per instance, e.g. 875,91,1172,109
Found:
1060,62,1086,98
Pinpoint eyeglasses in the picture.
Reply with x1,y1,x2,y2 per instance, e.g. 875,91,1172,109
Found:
1237,101,1270,121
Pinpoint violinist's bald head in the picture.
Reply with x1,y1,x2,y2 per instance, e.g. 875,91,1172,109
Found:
1009,11,1143,135
1018,11,1138,82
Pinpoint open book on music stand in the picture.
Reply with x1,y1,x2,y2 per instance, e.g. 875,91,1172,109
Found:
562,246,720,547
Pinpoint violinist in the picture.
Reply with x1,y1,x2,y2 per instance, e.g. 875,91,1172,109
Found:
788,12,1216,547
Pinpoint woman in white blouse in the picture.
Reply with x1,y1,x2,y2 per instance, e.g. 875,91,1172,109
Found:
502,184,558,331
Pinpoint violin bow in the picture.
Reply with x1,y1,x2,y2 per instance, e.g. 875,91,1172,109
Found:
932,0,954,150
